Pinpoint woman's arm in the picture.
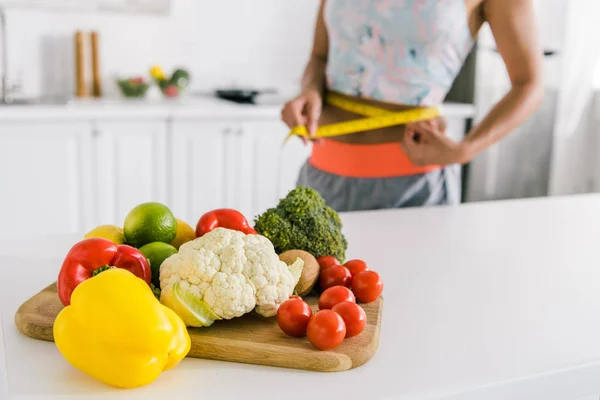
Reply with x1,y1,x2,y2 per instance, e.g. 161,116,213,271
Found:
281,0,329,136
301,0,329,95
460,0,544,162
402,0,544,166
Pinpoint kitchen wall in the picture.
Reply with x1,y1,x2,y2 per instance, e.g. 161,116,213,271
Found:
1,0,320,98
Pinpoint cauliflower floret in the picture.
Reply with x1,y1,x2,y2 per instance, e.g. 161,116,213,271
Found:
160,227,303,324
243,234,300,317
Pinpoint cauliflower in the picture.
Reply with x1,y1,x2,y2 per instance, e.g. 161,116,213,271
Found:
159,227,304,326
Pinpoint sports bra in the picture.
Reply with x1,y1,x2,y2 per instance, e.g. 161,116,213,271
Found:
324,0,476,107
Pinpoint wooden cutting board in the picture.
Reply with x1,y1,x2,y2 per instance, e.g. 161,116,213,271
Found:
14,282,383,372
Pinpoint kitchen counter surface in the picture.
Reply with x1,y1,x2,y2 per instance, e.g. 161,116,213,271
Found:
2,194,600,400
0,95,477,121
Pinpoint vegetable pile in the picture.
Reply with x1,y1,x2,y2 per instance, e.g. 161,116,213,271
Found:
159,227,304,325
254,187,348,262
50,186,383,389
276,256,383,351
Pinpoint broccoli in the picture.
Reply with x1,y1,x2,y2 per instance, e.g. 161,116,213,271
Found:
253,186,348,262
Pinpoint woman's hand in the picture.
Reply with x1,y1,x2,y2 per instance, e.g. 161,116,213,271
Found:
400,119,470,166
281,89,323,142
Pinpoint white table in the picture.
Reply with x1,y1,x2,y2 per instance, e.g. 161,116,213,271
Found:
2,194,600,400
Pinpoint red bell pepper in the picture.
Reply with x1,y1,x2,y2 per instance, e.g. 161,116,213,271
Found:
57,238,152,306
196,208,257,237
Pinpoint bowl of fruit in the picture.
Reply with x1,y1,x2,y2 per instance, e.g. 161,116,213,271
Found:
116,77,150,98
149,65,191,98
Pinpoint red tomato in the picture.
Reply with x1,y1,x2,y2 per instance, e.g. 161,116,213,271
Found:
276,299,313,337
332,302,367,337
319,265,352,290
307,310,346,350
351,271,384,303
343,259,369,277
317,256,340,271
318,286,355,310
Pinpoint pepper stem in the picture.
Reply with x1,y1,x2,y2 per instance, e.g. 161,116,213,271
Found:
92,265,115,277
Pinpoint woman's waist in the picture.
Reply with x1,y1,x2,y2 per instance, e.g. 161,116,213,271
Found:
318,91,439,144
319,106,405,144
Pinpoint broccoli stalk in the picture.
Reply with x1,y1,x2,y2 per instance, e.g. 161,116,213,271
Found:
253,187,348,262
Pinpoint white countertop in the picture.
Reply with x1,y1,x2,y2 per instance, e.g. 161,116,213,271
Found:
2,194,600,400
0,94,477,121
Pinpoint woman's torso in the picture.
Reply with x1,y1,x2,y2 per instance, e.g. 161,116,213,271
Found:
320,0,485,144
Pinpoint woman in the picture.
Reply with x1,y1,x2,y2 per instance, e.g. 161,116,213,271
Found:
281,0,543,211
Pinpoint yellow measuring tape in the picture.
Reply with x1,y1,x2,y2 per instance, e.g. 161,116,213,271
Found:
285,92,441,142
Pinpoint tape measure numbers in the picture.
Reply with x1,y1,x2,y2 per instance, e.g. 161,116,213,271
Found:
285,92,441,142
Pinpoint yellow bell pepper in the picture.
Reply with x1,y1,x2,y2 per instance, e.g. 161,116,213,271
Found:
53,268,191,389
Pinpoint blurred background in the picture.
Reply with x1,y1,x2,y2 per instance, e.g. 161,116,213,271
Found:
0,0,598,237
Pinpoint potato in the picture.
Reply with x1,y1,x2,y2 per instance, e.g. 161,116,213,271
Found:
279,250,320,297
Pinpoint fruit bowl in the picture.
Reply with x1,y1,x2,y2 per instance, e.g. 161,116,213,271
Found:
117,77,150,98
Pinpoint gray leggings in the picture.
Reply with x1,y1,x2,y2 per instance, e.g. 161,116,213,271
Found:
296,161,461,212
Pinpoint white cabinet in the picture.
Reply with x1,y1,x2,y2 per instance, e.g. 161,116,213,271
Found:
241,121,312,220
0,121,93,236
170,119,311,226
91,119,168,228
0,114,313,237
170,120,239,226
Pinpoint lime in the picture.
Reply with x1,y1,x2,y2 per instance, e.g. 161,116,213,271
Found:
170,219,196,250
84,225,125,245
139,242,178,288
160,282,221,327
123,202,177,248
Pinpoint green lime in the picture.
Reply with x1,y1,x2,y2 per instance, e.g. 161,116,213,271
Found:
139,242,178,288
124,202,177,248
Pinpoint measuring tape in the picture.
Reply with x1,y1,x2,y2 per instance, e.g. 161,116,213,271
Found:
284,92,441,142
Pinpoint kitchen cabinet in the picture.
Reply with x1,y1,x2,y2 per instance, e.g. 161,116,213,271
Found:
92,119,169,227
241,120,311,220
0,116,311,237
0,121,94,236
170,120,242,225
169,119,309,226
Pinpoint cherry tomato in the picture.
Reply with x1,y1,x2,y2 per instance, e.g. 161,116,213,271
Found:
317,256,340,271
351,271,384,303
276,299,313,337
320,265,352,290
307,310,346,350
343,259,369,278
318,286,355,310
332,301,367,337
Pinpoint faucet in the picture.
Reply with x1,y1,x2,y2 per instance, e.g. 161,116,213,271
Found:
0,6,8,103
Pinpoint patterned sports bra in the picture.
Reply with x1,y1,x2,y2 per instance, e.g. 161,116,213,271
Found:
324,0,476,106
